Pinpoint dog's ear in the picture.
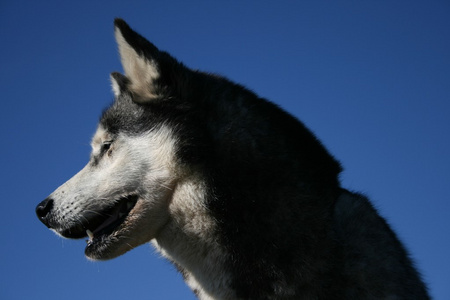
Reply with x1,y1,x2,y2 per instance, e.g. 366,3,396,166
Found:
110,72,129,97
114,19,162,103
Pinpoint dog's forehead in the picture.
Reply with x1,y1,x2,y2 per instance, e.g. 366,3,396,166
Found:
99,93,159,135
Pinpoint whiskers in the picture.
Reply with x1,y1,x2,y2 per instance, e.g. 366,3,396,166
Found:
160,183,173,191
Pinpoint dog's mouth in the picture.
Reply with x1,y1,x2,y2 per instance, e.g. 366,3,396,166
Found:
85,195,138,242
60,195,138,251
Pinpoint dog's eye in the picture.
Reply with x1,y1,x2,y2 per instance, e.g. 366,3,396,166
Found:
102,141,113,151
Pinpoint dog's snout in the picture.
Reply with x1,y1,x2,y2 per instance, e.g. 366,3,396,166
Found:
36,198,54,226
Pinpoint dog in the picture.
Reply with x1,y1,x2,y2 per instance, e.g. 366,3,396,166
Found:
36,19,430,299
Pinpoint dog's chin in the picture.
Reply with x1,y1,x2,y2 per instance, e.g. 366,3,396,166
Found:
84,229,137,261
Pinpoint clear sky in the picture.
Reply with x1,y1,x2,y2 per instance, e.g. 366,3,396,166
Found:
1,1,449,299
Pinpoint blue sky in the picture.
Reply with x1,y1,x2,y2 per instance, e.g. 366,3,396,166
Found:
1,1,449,299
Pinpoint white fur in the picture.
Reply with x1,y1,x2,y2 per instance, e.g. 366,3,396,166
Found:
153,176,235,299
110,74,122,97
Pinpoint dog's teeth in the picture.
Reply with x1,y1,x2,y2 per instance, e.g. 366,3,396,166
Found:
86,229,94,240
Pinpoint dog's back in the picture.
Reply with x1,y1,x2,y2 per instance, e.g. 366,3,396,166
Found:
332,190,429,299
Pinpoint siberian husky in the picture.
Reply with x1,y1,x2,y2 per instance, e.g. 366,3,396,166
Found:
36,19,430,299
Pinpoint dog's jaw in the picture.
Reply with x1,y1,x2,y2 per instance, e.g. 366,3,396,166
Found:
84,193,172,260
83,195,138,259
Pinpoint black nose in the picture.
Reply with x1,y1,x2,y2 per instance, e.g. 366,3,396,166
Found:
36,198,54,226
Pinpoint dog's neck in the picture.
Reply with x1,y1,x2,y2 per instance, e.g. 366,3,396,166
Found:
152,176,235,300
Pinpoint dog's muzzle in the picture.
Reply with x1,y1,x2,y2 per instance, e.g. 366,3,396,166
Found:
36,195,139,241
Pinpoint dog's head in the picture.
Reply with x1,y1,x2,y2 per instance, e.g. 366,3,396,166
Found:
36,19,199,260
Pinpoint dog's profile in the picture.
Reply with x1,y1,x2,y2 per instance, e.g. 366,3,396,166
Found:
36,19,429,299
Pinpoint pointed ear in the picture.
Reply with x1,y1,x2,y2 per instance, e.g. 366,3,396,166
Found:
114,19,160,102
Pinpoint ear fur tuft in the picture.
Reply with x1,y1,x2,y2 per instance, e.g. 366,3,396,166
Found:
110,72,129,97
